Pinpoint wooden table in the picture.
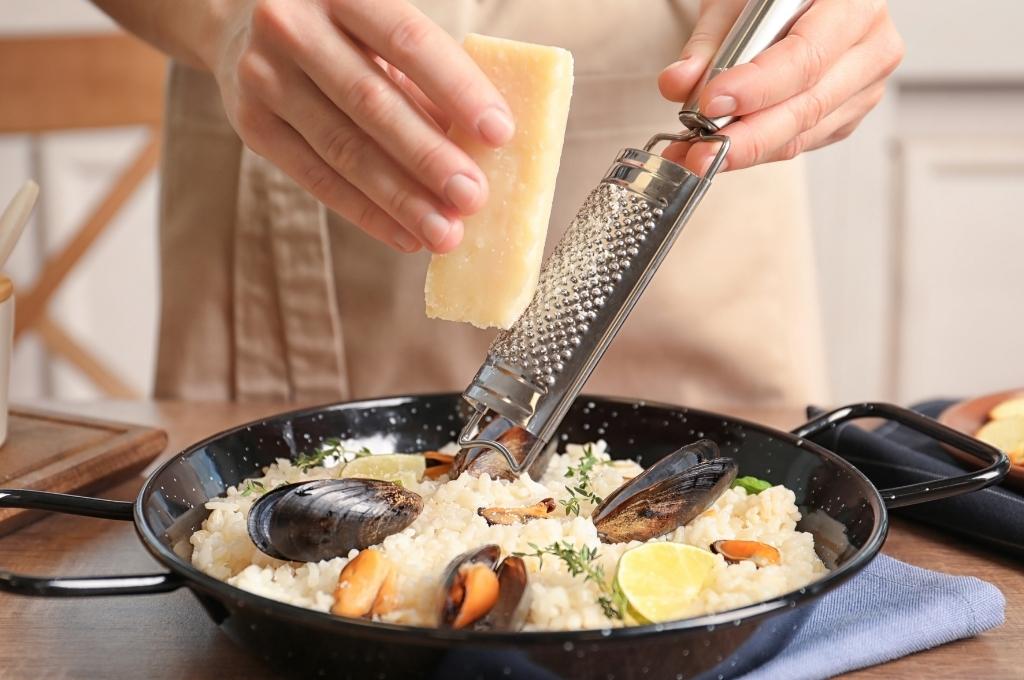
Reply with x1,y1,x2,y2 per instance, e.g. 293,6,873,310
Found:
0,401,1019,679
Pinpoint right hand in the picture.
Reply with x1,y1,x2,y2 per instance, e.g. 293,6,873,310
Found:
205,0,514,253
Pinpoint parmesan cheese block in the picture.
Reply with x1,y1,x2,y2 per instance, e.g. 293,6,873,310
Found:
424,34,574,329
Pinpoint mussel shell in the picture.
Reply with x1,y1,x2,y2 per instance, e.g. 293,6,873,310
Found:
474,556,531,632
247,479,422,562
438,544,501,628
593,456,737,544
452,424,552,481
670,438,719,468
596,439,720,519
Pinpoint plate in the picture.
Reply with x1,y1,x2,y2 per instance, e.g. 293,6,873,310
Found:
939,388,1024,492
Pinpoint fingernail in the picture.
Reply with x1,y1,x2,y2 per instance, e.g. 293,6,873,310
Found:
422,212,453,248
444,173,482,213
662,57,692,75
393,230,420,253
477,106,515,146
705,95,737,117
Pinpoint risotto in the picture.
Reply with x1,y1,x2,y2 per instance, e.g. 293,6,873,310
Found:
190,439,827,631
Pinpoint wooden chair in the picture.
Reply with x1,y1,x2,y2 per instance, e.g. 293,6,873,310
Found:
0,33,166,398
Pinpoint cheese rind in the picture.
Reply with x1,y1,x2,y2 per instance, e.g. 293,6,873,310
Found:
424,34,574,329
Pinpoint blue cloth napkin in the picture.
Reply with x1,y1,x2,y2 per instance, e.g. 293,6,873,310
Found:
736,552,1005,680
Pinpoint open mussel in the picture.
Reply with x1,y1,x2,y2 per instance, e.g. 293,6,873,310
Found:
710,540,781,567
331,548,397,618
478,555,530,631
451,423,553,481
247,478,422,562
477,498,556,526
592,439,737,544
438,545,530,631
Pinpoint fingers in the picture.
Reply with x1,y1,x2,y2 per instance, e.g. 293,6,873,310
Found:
658,0,747,102
249,1,488,218
784,81,886,155
696,0,883,119
253,56,466,253
330,0,514,146
236,105,424,253
377,58,451,131
681,28,899,173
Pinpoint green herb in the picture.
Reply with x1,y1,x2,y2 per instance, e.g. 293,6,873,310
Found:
515,541,623,620
732,475,772,495
294,439,373,471
560,445,607,516
239,479,266,496
602,583,630,621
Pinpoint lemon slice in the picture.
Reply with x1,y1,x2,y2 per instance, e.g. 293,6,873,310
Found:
975,417,1024,464
614,543,716,624
988,396,1024,421
341,454,426,485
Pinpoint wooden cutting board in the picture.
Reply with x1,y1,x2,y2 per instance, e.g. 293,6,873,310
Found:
0,406,167,535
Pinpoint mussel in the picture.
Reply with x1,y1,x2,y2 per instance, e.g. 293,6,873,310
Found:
592,439,737,544
710,540,781,567
451,423,553,481
247,478,423,562
438,545,530,631
331,548,397,618
478,555,530,631
477,498,556,526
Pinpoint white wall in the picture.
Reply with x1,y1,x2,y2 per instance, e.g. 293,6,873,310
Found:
807,0,1024,404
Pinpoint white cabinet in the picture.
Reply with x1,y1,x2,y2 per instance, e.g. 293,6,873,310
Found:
807,0,1024,403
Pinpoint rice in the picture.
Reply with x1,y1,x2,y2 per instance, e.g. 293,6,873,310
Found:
189,442,827,630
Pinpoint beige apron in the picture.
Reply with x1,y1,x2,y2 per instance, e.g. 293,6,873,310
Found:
155,0,828,408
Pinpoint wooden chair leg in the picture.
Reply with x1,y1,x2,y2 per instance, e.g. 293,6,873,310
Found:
15,129,160,339
34,315,139,399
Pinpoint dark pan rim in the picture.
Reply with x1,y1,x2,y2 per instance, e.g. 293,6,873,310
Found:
135,392,888,645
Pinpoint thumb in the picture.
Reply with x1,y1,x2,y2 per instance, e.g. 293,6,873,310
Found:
658,0,748,103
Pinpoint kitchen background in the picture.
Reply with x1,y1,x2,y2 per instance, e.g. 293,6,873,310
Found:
1,0,1021,405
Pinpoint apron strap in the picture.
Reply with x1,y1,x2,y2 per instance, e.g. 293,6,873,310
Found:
233,151,349,402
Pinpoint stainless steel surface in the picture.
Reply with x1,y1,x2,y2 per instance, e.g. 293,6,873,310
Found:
456,0,800,475
680,0,814,131
459,136,729,473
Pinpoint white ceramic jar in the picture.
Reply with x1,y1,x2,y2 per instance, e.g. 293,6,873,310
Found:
0,277,13,447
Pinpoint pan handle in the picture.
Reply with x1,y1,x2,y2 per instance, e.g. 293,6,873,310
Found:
792,402,1009,508
0,489,183,596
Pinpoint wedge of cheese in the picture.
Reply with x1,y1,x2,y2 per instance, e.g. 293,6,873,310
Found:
424,34,574,329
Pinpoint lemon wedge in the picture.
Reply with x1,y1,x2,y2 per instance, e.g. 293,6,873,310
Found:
975,417,1024,464
613,543,716,624
340,454,426,485
988,396,1024,421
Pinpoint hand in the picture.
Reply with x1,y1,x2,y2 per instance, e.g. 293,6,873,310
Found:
205,0,515,253
658,0,904,174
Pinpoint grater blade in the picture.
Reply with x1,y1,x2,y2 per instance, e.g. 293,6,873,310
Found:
457,0,813,477
458,132,729,475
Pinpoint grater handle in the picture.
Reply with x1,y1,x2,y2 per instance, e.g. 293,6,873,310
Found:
680,0,815,132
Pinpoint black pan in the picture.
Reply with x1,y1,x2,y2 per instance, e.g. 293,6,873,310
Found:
0,395,1008,680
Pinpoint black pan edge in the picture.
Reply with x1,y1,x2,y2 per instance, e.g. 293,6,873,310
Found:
133,392,889,646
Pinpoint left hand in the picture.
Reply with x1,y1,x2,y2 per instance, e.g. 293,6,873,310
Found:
658,0,904,174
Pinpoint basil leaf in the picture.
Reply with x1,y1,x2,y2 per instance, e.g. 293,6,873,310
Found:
732,476,772,494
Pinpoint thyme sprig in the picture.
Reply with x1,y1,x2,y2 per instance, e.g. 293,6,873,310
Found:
560,444,608,516
294,438,372,471
239,479,266,497
514,540,625,620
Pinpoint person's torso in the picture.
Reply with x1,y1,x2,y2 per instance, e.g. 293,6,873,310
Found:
328,0,827,406
156,0,828,407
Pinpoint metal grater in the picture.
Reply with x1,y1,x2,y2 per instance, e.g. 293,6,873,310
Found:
457,0,814,474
